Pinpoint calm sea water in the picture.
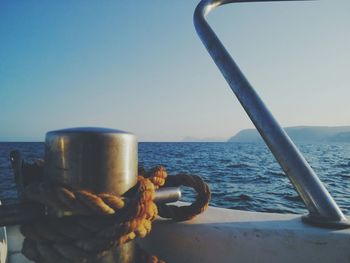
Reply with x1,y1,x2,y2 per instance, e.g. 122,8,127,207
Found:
0,142,349,215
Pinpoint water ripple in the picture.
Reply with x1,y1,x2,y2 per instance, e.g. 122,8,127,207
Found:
1,141,349,215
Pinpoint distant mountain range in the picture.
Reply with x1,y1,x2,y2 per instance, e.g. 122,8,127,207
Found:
228,126,350,143
181,136,226,142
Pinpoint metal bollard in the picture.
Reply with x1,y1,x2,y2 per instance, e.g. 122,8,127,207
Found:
45,127,138,263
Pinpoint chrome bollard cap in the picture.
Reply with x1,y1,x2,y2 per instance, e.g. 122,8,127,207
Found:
44,127,138,196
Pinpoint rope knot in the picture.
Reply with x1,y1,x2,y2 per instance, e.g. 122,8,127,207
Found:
16,164,210,263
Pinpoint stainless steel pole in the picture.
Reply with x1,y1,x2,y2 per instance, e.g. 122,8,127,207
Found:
45,127,138,262
194,0,349,228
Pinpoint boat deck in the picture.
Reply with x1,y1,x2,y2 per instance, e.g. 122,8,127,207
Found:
4,204,350,262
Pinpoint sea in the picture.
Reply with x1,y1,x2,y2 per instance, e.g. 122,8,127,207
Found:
0,142,349,215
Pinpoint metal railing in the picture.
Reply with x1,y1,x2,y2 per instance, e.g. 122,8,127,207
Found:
194,0,349,228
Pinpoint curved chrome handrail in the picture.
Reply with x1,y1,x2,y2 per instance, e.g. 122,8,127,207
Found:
194,0,349,228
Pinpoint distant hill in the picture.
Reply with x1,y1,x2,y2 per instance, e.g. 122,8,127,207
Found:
228,126,350,143
182,136,226,142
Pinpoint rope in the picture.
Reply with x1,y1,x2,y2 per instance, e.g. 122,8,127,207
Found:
18,165,211,263
158,174,210,221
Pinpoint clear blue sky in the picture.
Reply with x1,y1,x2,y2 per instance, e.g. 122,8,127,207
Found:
1,1,349,142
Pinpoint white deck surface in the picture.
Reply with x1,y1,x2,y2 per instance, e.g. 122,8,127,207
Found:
138,205,350,263
4,205,350,263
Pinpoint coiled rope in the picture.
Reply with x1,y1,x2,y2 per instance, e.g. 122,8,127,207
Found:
18,165,210,263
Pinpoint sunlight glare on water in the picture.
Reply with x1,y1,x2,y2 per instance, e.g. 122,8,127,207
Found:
0,142,349,215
